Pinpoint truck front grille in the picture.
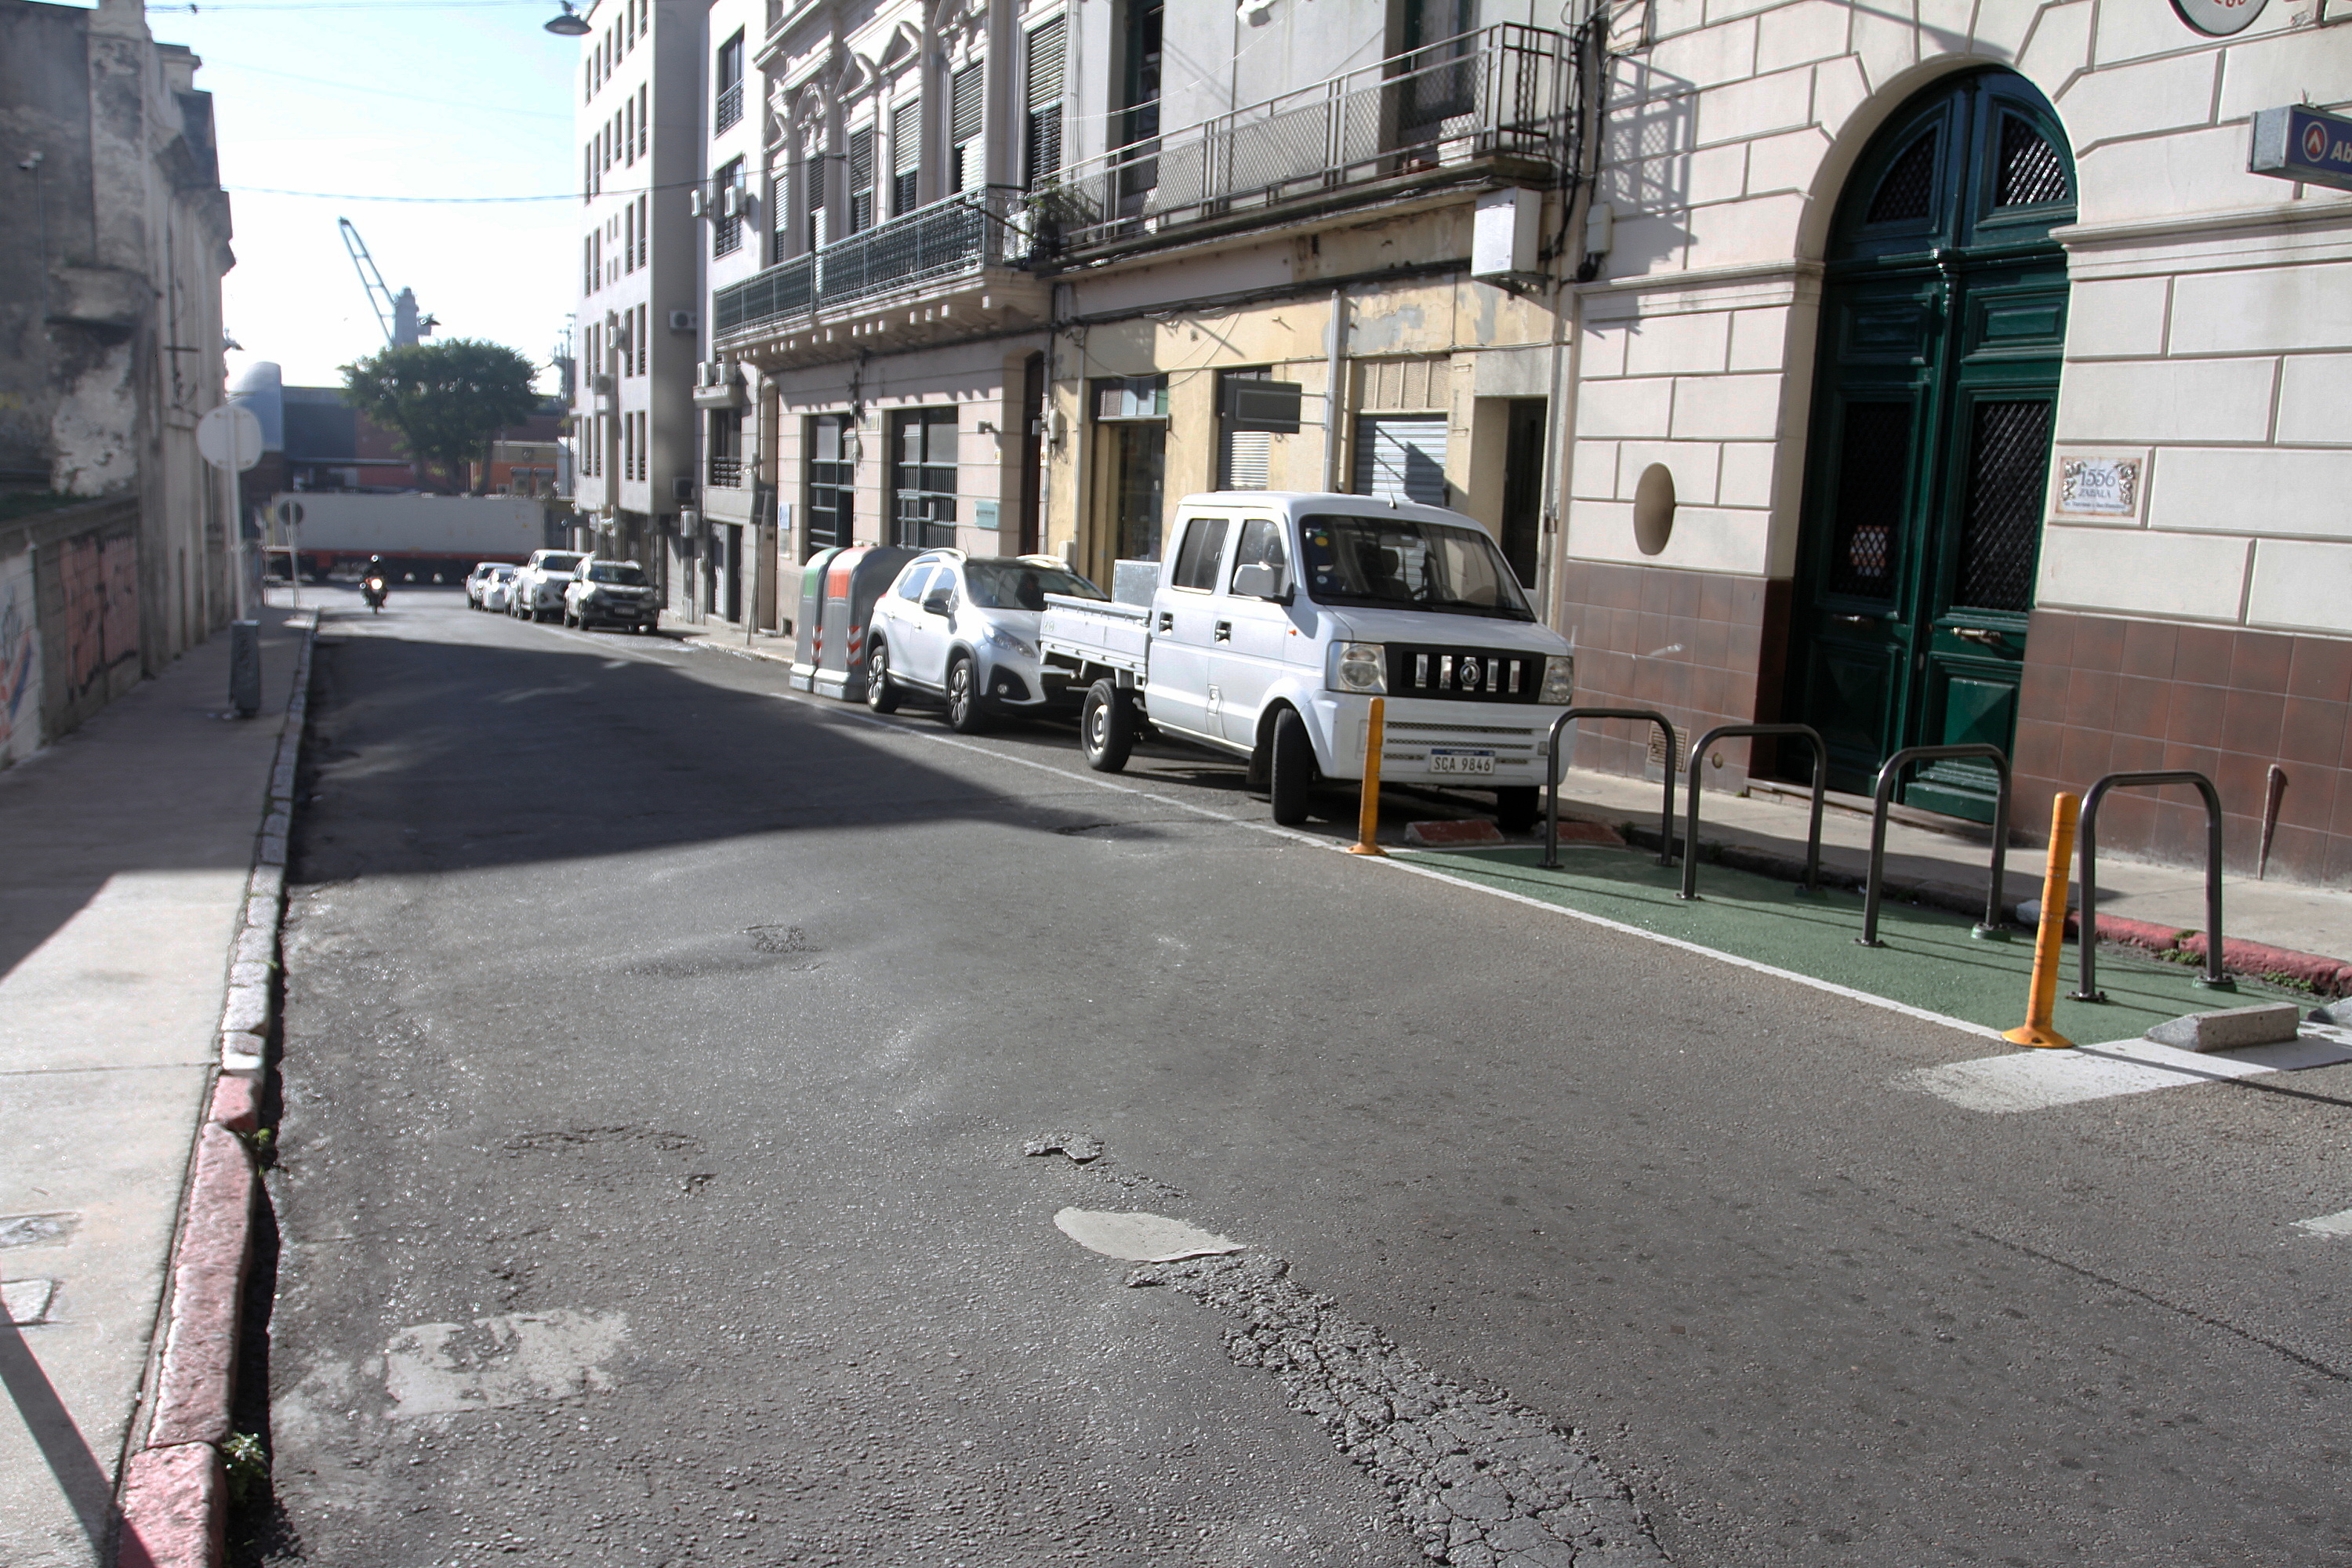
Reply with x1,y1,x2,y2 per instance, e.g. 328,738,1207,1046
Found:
1385,644,1544,704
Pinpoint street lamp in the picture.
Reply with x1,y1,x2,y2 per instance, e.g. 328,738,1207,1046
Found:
543,2,590,35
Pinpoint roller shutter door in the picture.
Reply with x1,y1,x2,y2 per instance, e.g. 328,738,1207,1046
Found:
1352,415,1448,506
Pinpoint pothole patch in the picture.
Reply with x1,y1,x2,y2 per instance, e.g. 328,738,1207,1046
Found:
1116,1252,1666,1567
1024,1131,1105,1163
1053,1207,1243,1262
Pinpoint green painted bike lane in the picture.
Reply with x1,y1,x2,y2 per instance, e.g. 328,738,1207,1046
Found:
1397,844,2296,1042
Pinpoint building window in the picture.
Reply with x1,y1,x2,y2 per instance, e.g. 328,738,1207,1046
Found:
806,159,826,252
637,84,647,158
1024,19,1064,190
806,414,854,553
848,126,875,234
713,156,744,256
715,30,744,136
890,408,959,548
950,62,984,194
707,408,743,488
1093,375,1168,561
891,99,921,217
637,303,648,376
634,193,648,269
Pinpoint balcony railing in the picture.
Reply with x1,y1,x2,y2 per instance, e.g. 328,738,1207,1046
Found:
713,187,1022,339
1040,24,1570,256
707,455,744,488
716,80,743,136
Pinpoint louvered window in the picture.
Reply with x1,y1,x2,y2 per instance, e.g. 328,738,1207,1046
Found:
848,125,874,234
1994,115,2069,209
891,100,921,216
950,62,984,194
1025,19,1065,189
1866,132,1937,225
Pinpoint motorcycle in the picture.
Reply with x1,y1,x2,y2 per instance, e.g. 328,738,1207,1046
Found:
361,574,388,614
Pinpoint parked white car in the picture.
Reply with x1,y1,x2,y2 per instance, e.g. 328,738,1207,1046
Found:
508,550,586,622
563,559,660,633
864,551,1109,730
464,561,502,608
481,565,518,612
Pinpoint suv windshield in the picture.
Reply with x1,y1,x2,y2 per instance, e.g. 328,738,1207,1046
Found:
964,561,1108,611
587,563,646,585
1297,515,1533,621
539,554,586,574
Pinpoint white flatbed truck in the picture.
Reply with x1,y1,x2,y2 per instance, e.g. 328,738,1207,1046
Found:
1038,492,1577,828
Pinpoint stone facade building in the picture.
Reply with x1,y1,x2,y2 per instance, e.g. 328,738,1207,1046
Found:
0,0,235,762
1561,0,2352,882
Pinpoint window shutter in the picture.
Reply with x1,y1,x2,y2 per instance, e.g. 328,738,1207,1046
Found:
1221,430,1271,490
952,64,984,143
1025,19,1065,187
892,100,920,176
1352,416,1449,506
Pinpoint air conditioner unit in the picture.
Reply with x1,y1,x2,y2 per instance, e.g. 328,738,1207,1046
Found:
591,372,615,394
688,190,706,219
670,309,699,333
670,476,696,502
721,186,748,219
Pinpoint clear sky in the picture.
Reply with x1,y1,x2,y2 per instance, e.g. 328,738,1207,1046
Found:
131,0,584,394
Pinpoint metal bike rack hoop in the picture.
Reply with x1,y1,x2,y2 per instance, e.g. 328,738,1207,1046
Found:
1542,708,1679,870
2072,770,2233,1002
1679,723,1828,901
1857,743,2012,947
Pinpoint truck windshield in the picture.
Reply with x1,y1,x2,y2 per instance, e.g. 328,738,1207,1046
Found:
964,561,1107,611
1297,515,1534,621
541,554,586,574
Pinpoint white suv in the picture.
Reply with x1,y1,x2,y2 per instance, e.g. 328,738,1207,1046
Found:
508,549,586,622
563,559,659,633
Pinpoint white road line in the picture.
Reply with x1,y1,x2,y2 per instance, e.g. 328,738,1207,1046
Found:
732,677,2009,1044
2294,1210,2352,1238
1896,1025,2352,1113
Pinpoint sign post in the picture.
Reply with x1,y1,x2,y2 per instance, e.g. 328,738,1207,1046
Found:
196,404,266,715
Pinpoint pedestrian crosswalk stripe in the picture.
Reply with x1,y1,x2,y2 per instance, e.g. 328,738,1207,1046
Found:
1896,1026,2352,1113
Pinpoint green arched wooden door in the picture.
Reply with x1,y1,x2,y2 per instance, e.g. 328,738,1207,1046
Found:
1787,70,2074,821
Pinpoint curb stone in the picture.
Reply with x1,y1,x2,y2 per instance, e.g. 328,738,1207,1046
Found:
113,612,314,1568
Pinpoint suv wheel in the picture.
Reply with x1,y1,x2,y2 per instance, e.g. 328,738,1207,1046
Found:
866,641,902,713
944,654,989,734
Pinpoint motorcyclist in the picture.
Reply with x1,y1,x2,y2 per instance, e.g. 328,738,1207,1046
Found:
362,556,390,612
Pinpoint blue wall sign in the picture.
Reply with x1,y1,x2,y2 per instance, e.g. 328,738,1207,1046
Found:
2250,106,2352,194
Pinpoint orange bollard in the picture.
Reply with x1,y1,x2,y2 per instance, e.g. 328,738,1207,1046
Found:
1348,697,1387,857
2004,791,2080,1049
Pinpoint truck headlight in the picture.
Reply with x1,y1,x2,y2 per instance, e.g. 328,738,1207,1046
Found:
1539,653,1576,706
1330,641,1386,695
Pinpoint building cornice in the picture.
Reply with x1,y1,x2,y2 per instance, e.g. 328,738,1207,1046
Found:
2052,197,2352,252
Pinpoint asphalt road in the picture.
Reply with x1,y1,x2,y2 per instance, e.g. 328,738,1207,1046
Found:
246,587,2352,1568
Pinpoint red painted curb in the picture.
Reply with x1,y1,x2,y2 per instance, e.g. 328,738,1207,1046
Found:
145,1123,255,1450
116,1443,224,1568
2179,932,2352,994
208,1075,260,1134
1405,819,1507,848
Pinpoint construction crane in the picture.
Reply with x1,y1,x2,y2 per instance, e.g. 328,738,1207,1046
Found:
338,216,437,347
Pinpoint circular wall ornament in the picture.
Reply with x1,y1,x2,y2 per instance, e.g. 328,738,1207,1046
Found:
1632,463,1676,556
2170,0,2269,36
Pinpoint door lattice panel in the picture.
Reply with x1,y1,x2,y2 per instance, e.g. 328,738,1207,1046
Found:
1955,399,2051,612
1995,115,2069,208
1866,132,1938,224
1828,403,1911,598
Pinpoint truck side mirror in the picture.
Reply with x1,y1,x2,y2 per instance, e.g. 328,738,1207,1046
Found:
1231,562,1288,602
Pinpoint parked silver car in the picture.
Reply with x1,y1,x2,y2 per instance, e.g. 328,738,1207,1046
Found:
864,552,1108,731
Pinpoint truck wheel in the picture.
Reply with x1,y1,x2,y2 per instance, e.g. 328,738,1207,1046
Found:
1494,786,1541,835
1269,707,1316,826
944,654,989,733
1080,679,1134,772
866,641,902,713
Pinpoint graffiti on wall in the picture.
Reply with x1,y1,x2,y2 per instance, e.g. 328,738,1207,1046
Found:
61,531,139,704
0,550,41,766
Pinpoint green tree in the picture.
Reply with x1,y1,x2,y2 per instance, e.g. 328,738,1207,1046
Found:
340,339,541,495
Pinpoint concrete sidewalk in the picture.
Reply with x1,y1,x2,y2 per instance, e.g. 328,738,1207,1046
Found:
0,600,307,1568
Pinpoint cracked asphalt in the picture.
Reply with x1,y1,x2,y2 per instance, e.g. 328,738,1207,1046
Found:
242,589,2352,1566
